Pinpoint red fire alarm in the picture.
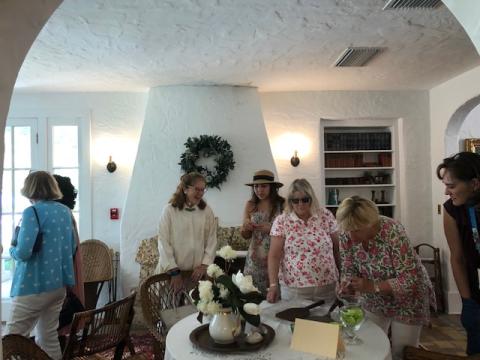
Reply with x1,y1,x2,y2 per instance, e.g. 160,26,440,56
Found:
110,208,119,220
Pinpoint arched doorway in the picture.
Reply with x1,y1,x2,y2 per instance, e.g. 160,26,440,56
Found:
445,95,480,156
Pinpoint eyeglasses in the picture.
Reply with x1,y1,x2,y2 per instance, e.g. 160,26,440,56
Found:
290,197,311,204
188,186,207,194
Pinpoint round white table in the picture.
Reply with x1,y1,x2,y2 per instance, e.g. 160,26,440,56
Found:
165,301,392,360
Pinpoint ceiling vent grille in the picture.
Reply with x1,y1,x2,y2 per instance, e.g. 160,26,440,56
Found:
383,0,443,10
333,47,384,67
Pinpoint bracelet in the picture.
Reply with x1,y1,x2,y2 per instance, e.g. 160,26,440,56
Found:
267,284,278,291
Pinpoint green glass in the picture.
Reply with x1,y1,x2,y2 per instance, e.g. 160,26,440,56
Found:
340,301,365,345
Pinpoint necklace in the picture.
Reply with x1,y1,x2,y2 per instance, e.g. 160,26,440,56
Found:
185,202,196,212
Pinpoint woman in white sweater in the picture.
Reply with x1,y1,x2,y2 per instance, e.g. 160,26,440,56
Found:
156,172,217,292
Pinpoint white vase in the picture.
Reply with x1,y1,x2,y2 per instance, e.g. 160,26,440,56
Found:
208,308,242,344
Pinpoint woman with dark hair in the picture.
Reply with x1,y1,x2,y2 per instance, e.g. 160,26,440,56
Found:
156,172,217,292
437,151,480,355
7,171,76,359
240,170,285,294
53,174,85,329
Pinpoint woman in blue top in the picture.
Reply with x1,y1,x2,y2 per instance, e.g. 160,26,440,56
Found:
437,152,480,355
6,171,76,360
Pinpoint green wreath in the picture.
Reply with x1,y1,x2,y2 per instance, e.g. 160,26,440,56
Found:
179,135,235,189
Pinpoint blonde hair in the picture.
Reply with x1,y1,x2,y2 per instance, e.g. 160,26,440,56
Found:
336,196,379,231
21,171,63,201
285,178,320,214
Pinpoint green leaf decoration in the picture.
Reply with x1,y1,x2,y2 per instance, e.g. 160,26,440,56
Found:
179,135,235,189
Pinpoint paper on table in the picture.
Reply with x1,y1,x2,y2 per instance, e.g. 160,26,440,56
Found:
290,318,341,360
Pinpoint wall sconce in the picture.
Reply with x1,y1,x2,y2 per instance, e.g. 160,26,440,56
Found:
106,156,117,173
290,150,300,167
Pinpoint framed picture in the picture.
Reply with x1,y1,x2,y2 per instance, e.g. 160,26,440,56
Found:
464,138,480,154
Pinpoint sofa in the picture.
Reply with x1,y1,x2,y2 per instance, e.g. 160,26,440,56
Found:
135,220,248,283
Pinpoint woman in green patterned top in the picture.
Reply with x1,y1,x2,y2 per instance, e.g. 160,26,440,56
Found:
336,196,434,360
240,170,285,295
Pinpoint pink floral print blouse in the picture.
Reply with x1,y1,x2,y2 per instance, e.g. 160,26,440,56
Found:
339,216,435,326
270,209,339,288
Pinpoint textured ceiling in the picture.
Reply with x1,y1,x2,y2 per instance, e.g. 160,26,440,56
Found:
15,0,480,92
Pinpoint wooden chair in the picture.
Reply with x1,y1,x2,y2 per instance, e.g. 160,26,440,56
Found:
3,334,52,360
80,239,114,310
62,292,144,359
404,346,480,359
139,272,196,360
414,243,446,313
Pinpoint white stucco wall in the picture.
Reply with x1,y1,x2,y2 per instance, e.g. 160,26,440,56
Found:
444,0,480,56
121,85,276,294
430,64,480,313
0,0,62,338
8,92,148,250
260,90,431,246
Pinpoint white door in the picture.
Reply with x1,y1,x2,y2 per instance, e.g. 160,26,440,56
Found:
1,116,90,321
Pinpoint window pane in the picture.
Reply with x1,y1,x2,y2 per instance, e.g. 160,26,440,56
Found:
1,215,13,253
2,170,12,213
13,127,31,168
52,126,78,167
14,170,31,212
4,126,12,169
2,258,14,298
52,168,79,211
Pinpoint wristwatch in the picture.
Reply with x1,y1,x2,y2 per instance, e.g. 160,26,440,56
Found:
168,269,181,277
373,282,381,294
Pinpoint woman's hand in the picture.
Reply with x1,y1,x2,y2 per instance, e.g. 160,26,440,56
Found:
191,264,208,282
170,275,184,293
243,220,255,232
337,279,355,297
266,286,279,303
350,277,374,294
255,222,271,234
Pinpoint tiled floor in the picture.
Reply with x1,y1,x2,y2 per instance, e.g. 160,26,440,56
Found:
420,314,467,356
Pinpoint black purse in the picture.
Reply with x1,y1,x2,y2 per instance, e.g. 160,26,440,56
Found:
11,207,43,253
58,289,85,329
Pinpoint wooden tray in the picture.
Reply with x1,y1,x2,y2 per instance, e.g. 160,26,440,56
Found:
189,323,275,353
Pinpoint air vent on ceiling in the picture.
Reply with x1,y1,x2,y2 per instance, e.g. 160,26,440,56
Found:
383,0,443,10
333,47,384,67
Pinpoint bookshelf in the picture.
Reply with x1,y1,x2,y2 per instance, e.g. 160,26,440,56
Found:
320,119,400,219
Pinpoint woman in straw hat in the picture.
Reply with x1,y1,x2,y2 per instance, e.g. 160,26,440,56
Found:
241,170,285,294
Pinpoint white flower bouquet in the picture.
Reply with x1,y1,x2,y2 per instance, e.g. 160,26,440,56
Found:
190,246,265,326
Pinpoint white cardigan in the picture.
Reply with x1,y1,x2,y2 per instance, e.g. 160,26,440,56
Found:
156,203,217,273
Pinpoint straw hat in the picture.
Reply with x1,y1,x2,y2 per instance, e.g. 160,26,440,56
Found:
245,170,283,187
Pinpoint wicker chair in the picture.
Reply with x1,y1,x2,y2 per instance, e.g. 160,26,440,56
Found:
3,334,52,360
80,239,114,310
403,346,480,359
139,272,196,360
62,292,144,360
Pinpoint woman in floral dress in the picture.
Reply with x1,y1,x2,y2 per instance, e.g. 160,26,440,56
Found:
267,178,340,303
336,196,435,360
241,170,285,295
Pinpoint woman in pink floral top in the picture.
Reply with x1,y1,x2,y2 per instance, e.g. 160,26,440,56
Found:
267,178,340,303
336,196,434,360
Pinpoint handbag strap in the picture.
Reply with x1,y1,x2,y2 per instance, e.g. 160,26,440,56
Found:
32,206,41,231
